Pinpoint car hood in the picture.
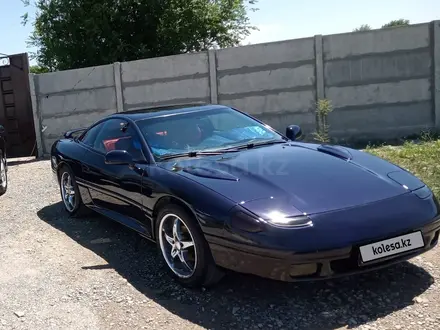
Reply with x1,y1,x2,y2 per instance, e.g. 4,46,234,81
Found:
158,142,424,216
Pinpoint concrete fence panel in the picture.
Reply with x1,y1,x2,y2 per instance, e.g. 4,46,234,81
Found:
217,37,317,134
34,64,117,154
121,53,211,111
323,23,430,60
323,23,434,141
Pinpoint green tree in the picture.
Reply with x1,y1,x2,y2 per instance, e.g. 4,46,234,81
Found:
382,19,410,28
353,24,372,32
29,65,49,74
22,0,258,71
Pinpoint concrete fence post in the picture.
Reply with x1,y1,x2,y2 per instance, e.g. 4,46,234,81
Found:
432,21,440,131
208,49,218,104
28,73,43,158
314,34,325,100
314,35,325,133
113,62,124,112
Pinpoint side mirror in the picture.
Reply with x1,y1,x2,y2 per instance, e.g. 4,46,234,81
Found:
285,125,302,141
0,125,5,135
105,150,133,165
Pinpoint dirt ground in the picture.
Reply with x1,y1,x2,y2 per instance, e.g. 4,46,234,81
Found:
0,158,439,330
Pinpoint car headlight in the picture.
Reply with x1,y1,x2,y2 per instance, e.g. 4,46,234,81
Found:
266,211,313,228
229,207,313,233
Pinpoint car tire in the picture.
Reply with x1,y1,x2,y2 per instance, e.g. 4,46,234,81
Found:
58,165,85,216
155,204,224,288
0,151,7,196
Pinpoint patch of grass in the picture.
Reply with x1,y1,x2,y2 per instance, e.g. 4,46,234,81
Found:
366,139,440,197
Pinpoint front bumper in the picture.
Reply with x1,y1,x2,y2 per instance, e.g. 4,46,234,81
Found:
207,218,440,282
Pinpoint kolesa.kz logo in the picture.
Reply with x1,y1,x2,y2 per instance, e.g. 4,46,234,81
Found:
360,231,423,263
372,238,412,255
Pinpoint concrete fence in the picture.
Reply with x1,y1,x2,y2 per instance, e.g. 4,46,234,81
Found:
30,20,440,157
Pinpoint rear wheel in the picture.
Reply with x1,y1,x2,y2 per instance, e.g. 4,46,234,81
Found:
155,204,224,288
59,165,84,215
0,151,7,196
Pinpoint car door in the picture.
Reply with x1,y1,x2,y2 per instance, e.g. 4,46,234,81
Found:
79,118,148,233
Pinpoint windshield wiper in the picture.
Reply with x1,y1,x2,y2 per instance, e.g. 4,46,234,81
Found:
225,139,287,150
158,149,240,161
158,139,286,161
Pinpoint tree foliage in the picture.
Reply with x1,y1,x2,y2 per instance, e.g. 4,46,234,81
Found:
22,0,258,71
353,19,410,32
29,65,50,74
382,19,410,28
353,24,372,32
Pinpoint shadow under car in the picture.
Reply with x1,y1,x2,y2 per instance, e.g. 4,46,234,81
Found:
37,202,435,330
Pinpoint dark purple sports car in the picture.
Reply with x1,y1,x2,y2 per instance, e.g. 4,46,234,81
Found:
50,104,440,287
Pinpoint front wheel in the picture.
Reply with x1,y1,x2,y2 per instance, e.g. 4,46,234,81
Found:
59,166,84,215
155,204,224,288
0,151,7,196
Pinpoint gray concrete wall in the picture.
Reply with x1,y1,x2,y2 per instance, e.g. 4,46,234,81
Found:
121,53,211,111
323,23,434,141
216,37,317,134
31,21,440,156
33,64,117,154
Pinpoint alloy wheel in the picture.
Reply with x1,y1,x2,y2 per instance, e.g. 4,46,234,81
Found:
61,171,76,212
0,158,6,188
158,214,197,278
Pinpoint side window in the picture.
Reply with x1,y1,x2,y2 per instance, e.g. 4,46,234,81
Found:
92,119,144,161
80,122,105,147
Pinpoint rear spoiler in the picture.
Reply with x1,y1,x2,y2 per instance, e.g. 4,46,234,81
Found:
64,127,87,139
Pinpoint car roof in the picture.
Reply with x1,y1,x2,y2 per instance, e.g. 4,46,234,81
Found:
108,103,231,121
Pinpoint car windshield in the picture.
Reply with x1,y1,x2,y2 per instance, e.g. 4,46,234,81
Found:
135,107,284,160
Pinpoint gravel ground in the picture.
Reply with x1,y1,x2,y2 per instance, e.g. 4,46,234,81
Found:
0,158,439,330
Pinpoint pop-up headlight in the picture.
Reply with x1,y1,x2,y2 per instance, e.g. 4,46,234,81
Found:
266,211,313,228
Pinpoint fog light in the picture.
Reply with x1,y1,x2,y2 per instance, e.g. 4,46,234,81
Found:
289,263,318,277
